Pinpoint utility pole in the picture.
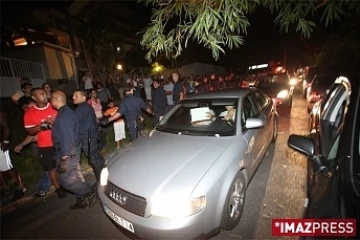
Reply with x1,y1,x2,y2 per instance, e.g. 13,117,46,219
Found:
283,50,287,70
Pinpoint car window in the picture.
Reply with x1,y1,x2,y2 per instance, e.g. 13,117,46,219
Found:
252,90,269,111
157,98,238,136
241,94,260,130
327,134,340,161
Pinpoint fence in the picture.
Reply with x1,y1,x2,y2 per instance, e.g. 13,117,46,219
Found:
0,57,46,97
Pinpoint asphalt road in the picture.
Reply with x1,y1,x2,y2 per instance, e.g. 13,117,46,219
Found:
1,91,309,240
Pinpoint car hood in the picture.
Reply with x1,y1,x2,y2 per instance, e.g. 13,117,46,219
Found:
107,131,233,199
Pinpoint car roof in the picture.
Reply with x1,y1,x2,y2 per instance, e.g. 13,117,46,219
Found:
185,88,249,100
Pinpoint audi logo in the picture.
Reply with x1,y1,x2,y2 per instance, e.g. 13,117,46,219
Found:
109,190,127,205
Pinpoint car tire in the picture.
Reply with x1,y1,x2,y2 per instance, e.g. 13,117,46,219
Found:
271,117,278,143
221,171,246,230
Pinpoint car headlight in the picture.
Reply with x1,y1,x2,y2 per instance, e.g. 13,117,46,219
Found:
277,90,289,99
100,167,109,186
151,195,206,218
289,78,297,86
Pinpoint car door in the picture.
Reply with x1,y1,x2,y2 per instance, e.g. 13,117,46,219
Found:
241,93,266,175
307,77,354,218
252,89,273,142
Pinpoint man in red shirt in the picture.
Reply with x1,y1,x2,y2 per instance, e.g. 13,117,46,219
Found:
24,88,66,198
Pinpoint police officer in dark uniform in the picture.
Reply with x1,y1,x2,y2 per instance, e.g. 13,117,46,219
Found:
50,90,96,210
151,79,168,126
100,84,153,141
72,90,105,182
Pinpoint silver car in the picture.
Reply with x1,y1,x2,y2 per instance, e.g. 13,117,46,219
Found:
98,89,278,239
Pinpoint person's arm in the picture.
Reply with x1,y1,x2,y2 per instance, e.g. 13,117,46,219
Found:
0,112,10,151
14,135,37,153
58,115,75,159
179,91,184,101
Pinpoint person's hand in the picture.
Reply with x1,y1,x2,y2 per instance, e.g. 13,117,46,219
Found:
1,141,10,152
206,112,215,119
14,144,23,153
40,122,52,131
58,156,69,173
99,117,109,126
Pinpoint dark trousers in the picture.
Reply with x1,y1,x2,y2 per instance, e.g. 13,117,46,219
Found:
55,146,90,199
127,119,138,141
81,138,105,181
97,126,107,150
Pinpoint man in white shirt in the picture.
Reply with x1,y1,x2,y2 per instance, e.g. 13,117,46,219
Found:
163,79,174,109
143,75,153,102
83,72,93,90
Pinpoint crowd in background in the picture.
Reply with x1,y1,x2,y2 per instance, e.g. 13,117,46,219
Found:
1,70,253,205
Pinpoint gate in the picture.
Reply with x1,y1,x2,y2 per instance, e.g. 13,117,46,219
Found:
0,57,46,97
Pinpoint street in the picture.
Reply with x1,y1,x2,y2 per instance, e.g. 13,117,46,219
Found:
1,91,309,240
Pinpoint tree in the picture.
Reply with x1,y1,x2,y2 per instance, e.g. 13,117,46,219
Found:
79,18,129,71
316,13,360,70
139,0,360,62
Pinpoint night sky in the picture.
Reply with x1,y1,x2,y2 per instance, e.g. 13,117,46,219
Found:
2,0,337,70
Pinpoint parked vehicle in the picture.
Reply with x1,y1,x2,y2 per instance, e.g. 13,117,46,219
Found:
306,72,339,113
255,74,293,107
98,89,278,239
288,73,360,239
302,67,317,98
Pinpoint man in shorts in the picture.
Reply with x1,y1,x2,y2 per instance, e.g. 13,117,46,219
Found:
24,88,67,199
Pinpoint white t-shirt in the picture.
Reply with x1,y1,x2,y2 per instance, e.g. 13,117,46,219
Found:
83,76,93,89
143,78,153,88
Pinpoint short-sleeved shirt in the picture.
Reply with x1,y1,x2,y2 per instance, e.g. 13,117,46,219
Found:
163,83,174,105
173,81,183,103
117,95,146,121
24,103,57,148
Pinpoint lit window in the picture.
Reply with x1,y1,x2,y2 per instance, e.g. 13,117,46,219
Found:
13,38,27,46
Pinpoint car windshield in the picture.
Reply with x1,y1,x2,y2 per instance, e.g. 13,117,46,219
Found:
156,98,238,136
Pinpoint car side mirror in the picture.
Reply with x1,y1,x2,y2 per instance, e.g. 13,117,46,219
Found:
246,118,265,129
288,135,331,177
288,134,315,157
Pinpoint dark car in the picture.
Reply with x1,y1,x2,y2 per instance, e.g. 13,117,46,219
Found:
302,67,318,98
255,74,293,107
306,72,340,113
288,73,360,239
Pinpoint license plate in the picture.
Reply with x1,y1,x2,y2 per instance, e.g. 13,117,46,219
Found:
104,205,135,233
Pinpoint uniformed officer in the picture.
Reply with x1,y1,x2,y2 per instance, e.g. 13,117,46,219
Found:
72,90,105,182
100,84,153,141
50,90,96,210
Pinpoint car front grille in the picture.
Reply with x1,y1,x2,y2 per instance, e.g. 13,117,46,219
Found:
105,181,147,217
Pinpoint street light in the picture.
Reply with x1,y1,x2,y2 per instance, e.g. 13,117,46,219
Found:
117,64,122,70
154,66,161,72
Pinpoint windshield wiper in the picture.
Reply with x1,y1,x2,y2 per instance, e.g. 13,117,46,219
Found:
178,131,207,136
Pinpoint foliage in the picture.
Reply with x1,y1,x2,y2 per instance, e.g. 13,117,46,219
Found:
316,13,360,69
139,0,360,62
79,19,128,71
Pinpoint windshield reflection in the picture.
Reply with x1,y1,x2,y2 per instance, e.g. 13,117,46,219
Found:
156,99,238,136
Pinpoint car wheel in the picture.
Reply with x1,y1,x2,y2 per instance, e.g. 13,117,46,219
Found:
221,171,246,230
271,117,278,143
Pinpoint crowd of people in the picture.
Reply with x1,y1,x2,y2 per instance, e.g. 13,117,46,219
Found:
0,70,249,206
